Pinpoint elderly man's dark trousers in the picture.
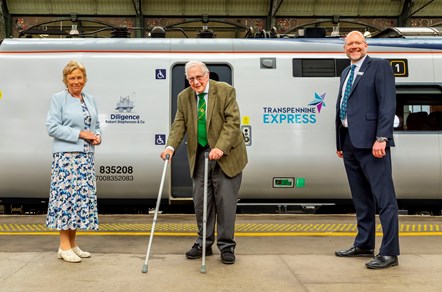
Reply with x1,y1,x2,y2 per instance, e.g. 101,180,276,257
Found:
192,148,242,251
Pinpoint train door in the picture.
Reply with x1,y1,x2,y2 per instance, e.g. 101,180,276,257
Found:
170,64,232,199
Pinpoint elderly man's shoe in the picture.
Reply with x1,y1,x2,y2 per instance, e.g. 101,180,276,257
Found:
335,246,374,257
185,244,213,259
221,247,235,264
366,255,398,269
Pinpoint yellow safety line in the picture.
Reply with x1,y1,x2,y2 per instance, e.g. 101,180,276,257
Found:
2,231,442,237
2,223,442,237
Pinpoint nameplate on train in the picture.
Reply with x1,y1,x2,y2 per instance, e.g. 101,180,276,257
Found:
386,59,408,77
273,177,294,188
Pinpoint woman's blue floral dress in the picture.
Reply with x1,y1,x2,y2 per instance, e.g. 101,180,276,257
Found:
46,100,99,230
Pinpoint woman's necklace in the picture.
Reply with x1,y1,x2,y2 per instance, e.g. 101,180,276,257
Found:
68,90,83,101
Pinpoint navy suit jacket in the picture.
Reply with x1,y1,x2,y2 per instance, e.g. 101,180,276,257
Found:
335,56,396,150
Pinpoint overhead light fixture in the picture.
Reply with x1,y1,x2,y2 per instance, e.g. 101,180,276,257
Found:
197,26,215,38
150,26,166,38
69,24,79,36
331,25,340,37
363,27,371,38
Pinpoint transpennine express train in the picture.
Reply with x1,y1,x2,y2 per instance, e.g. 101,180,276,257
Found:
0,37,441,213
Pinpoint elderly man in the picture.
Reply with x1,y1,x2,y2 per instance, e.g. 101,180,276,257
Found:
161,60,247,264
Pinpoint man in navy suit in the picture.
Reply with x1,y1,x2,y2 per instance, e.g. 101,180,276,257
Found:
334,31,400,269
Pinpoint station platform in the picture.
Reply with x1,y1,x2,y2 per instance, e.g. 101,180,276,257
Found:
1,214,442,291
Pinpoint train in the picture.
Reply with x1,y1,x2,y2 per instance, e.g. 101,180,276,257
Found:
0,36,441,214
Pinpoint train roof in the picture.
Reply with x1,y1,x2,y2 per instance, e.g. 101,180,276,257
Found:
1,37,442,53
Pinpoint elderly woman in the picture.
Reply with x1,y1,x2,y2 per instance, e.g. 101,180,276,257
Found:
46,60,101,263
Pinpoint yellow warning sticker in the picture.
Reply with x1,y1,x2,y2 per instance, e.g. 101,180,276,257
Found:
242,116,250,125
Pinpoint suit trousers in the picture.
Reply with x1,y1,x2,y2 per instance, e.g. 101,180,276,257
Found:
342,129,400,256
192,148,242,251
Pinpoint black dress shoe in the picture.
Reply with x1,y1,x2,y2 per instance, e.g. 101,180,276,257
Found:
366,255,398,269
185,244,213,259
221,247,235,264
335,246,374,257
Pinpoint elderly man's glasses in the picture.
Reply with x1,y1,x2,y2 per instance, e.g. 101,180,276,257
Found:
187,75,206,83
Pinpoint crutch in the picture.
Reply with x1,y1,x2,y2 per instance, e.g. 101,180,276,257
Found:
200,151,209,274
142,154,170,273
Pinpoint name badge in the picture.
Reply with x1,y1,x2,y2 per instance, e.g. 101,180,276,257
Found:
357,72,364,76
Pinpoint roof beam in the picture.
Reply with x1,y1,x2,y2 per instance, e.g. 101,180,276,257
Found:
267,0,284,30
132,0,141,16
0,0,8,38
132,0,143,38
398,0,413,27
399,0,435,27
409,0,435,18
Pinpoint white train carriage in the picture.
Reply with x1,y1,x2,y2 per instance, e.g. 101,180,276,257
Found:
0,37,440,211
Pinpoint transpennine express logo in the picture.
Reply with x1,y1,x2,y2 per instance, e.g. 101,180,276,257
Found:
263,92,326,124
308,92,326,113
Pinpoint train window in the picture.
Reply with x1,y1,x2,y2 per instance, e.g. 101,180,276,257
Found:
395,85,442,131
292,59,350,77
336,59,351,76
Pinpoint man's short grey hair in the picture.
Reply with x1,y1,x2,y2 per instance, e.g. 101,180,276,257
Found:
185,60,209,77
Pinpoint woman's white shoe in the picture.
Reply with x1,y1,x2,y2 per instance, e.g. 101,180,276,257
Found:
57,248,81,263
72,246,91,258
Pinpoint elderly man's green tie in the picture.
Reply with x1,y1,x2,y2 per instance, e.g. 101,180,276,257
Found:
198,93,208,147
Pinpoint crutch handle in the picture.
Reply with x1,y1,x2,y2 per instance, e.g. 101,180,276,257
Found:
165,153,170,160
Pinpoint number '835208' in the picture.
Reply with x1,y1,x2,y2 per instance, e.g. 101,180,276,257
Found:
99,166,133,174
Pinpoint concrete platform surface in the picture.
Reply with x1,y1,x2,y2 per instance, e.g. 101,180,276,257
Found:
1,214,442,292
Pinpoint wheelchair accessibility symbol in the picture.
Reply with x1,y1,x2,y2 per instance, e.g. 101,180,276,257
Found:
155,134,166,145
155,69,166,80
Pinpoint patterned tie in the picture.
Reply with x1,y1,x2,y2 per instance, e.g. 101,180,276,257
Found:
340,64,356,121
197,93,208,147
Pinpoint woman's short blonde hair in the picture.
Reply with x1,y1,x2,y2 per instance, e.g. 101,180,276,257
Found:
62,60,87,86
